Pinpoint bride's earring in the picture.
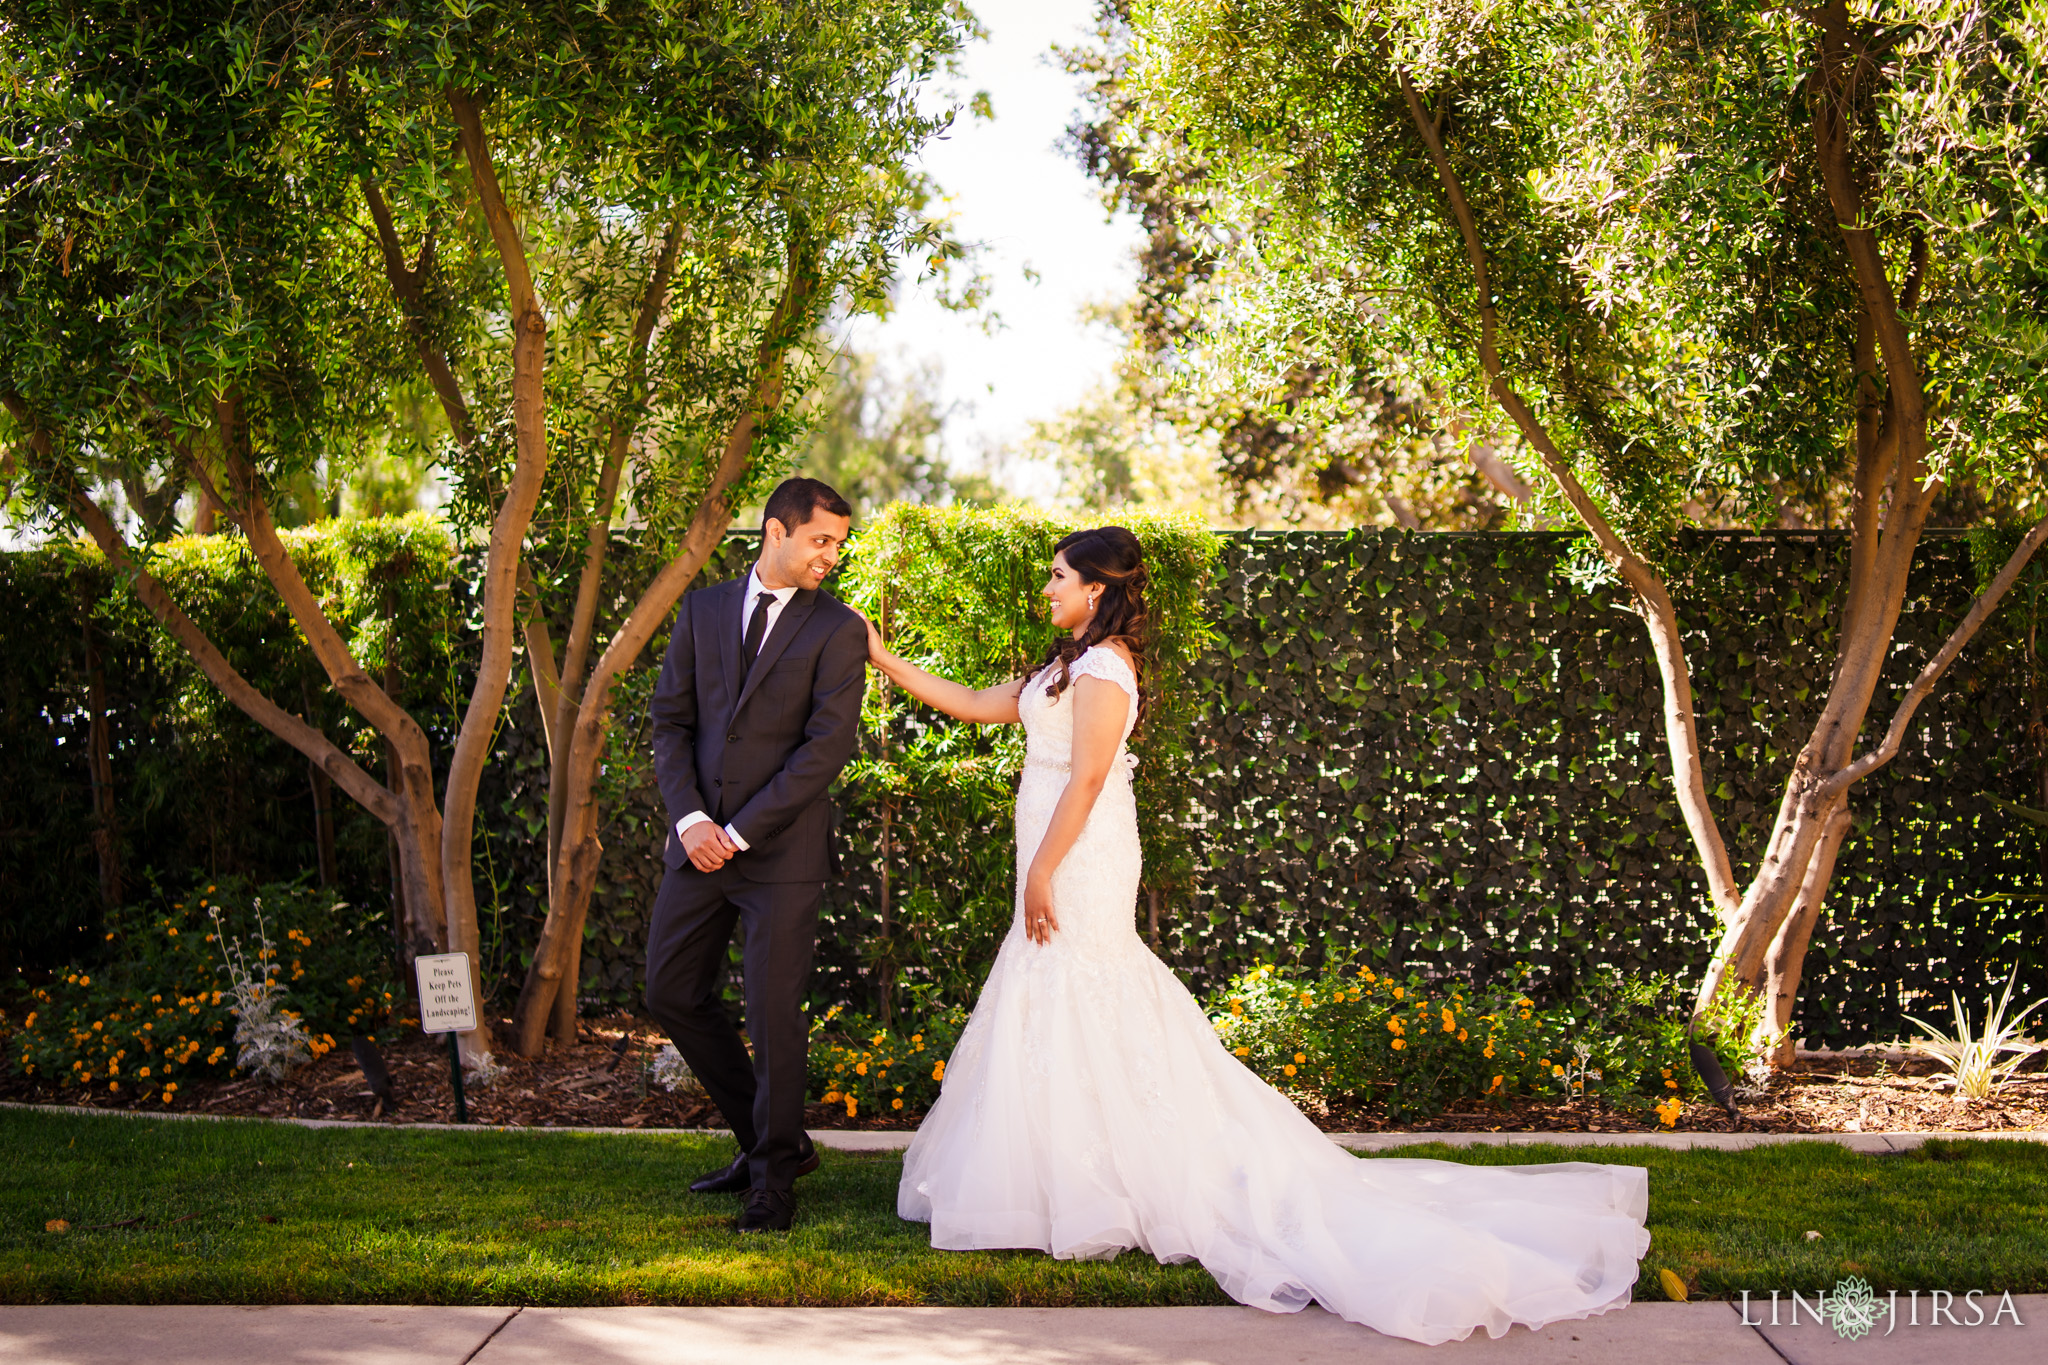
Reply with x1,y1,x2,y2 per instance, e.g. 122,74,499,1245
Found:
1087,591,1100,613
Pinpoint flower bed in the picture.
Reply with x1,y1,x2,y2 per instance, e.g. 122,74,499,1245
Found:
6,878,403,1104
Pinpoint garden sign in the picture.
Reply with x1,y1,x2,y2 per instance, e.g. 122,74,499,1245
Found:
413,952,476,1123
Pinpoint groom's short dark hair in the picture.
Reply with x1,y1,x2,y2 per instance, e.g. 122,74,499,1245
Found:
762,477,852,534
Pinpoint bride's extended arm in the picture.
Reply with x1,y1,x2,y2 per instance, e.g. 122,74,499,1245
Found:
863,615,1023,724
1021,675,1126,943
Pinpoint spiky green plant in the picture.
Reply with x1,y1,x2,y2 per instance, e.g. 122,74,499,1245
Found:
1902,969,2047,1101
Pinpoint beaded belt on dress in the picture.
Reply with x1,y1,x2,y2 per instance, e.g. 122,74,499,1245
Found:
1023,752,1138,775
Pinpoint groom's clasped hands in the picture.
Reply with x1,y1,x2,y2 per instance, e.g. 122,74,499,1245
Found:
679,820,740,873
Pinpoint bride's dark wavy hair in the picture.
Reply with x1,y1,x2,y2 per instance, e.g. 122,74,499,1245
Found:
1036,526,1150,724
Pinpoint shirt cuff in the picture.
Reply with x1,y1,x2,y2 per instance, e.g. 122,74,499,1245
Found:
676,811,749,851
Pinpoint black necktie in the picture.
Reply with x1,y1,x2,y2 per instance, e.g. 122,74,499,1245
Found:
741,590,772,679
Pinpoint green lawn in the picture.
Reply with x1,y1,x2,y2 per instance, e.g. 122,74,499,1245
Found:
4,1109,2044,1305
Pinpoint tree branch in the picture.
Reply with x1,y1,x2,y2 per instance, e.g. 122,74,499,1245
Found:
1395,67,1742,919
546,216,685,870
2,392,398,824
1821,507,2048,798
362,175,476,447
515,237,820,1053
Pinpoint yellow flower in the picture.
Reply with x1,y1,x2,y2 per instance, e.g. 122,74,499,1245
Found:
822,1091,840,1104
1441,1008,1455,1033
844,1096,857,1118
1391,1038,1406,1051
79,976,91,987
1457,1029,1468,1042
1229,999,1244,1016
932,1060,946,1082
892,1098,904,1110
1282,1064,1297,1076
1487,1074,1504,1092
1552,1064,1566,1077
138,1067,151,1079
855,1062,867,1076
166,928,177,937
1293,1052,1307,1064
1386,1017,1404,1036
1233,1047,1250,1057
1482,1043,1495,1058
1391,986,1403,1000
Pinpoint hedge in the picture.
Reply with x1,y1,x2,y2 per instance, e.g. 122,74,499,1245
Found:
3,515,2041,1045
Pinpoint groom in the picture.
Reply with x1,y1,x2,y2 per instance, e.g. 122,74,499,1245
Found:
646,477,865,1233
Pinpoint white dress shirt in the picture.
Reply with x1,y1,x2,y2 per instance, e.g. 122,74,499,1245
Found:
676,566,799,853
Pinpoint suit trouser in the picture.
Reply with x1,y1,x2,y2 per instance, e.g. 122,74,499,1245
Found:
644,862,820,1191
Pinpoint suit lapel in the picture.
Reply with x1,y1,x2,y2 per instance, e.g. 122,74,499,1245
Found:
734,587,817,716
718,577,745,708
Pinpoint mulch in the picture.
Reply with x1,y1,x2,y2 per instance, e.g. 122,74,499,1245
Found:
11,1012,2046,1137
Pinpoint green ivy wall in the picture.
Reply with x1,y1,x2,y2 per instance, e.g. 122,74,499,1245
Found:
4,516,2040,1044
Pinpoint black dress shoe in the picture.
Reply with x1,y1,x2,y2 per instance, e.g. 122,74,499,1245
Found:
688,1146,821,1194
737,1187,795,1233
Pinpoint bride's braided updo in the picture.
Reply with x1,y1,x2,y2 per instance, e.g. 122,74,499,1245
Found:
1037,526,1150,724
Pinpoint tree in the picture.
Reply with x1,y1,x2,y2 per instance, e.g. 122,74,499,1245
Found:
1128,0,2048,1056
503,1,974,1055
0,0,964,1067
1055,2,1517,529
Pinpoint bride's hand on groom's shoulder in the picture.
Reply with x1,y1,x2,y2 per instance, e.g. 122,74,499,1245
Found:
860,613,893,671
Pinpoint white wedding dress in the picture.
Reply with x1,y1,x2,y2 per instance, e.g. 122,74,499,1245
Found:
897,645,1652,1344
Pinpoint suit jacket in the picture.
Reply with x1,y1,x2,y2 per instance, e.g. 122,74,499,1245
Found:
650,575,867,882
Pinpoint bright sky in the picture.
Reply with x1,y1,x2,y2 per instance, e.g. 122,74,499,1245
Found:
840,0,1144,497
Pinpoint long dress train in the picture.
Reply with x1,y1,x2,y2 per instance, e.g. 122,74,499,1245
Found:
898,645,1650,1344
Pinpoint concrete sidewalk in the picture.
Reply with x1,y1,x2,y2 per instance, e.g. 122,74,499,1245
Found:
2,1301,2040,1364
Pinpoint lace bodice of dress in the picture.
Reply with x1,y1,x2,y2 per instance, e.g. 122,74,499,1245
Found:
1012,644,1142,954
1020,645,1139,774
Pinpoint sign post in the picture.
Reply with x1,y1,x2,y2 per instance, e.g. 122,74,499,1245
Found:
413,952,478,1124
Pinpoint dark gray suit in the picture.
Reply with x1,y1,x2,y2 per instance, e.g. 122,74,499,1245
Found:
645,575,865,1190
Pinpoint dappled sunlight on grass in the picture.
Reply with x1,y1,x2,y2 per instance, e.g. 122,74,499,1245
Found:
3,1112,2044,1305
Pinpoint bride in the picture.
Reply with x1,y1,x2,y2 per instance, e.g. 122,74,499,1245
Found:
860,527,1650,1345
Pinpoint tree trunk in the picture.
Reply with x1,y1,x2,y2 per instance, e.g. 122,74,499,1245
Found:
81,615,122,909
309,758,338,889
425,88,554,1062
877,797,895,1027
511,242,819,1055
1761,801,1852,1065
